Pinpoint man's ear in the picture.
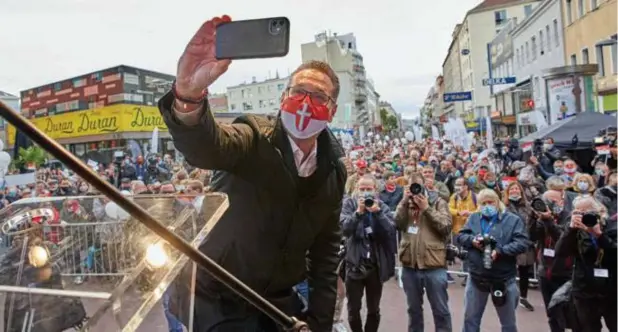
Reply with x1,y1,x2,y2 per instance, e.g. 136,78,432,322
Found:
329,105,338,122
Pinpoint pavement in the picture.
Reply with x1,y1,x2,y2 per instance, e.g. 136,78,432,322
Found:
0,274,550,331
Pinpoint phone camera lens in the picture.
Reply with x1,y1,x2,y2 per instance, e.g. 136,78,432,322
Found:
269,19,284,36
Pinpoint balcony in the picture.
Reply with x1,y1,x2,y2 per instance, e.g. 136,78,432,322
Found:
354,88,367,103
354,78,366,88
353,64,365,74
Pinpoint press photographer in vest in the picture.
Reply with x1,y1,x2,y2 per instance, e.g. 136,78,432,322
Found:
340,174,395,332
160,16,347,331
554,196,616,332
395,172,453,332
456,189,529,332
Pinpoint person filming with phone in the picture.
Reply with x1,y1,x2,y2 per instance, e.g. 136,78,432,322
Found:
394,172,453,332
159,15,347,331
340,175,396,332
554,196,616,332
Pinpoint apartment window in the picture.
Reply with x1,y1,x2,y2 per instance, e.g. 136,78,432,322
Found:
259,100,265,107
93,72,103,82
516,48,521,68
553,19,560,46
591,0,598,10
566,0,573,24
570,54,577,65
230,104,236,110
578,0,585,18
277,83,285,91
525,42,530,63
269,99,276,106
532,37,538,60
524,4,533,17
242,102,253,111
494,10,507,25
540,30,545,55
72,78,87,88
241,89,247,98
582,48,589,64
546,25,551,50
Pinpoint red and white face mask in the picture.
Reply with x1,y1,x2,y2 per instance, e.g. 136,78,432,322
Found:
280,95,330,139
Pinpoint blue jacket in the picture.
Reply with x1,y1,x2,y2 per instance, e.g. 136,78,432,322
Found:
340,197,396,282
456,210,529,281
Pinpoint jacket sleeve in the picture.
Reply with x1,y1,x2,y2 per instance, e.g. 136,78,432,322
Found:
423,199,452,237
535,164,554,181
456,215,477,249
448,195,458,218
545,148,561,163
307,206,342,331
372,204,396,244
542,216,566,242
340,198,363,238
437,182,451,202
158,92,255,172
495,215,529,256
554,227,579,257
394,199,410,231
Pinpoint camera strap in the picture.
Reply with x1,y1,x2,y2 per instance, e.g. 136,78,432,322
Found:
588,233,605,266
480,218,496,236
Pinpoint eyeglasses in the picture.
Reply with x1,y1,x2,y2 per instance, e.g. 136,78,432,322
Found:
287,86,334,106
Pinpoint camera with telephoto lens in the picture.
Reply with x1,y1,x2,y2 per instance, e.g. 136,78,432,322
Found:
582,212,599,228
494,140,504,158
410,183,424,195
363,195,375,208
446,244,468,262
531,197,548,213
476,234,497,270
113,151,124,165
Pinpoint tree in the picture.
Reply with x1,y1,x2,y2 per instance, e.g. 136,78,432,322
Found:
380,108,399,133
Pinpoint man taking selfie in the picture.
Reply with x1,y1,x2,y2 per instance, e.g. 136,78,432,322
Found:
160,16,347,331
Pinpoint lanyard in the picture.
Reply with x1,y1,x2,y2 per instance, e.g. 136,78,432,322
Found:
481,218,495,235
588,232,605,266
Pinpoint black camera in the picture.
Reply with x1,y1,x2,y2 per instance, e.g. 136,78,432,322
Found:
363,196,375,208
582,213,599,227
410,183,424,195
446,244,468,262
476,234,496,270
531,198,548,213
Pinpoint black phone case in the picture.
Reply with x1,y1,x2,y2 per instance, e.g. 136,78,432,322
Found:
215,17,290,60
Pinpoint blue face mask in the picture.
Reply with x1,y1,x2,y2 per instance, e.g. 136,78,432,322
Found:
486,181,496,188
481,205,498,218
468,176,477,185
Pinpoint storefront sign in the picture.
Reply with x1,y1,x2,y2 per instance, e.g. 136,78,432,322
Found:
547,77,583,123
6,104,168,145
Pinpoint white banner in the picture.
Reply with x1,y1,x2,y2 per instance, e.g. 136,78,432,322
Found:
431,125,440,140
5,172,37,186
485,116,494,149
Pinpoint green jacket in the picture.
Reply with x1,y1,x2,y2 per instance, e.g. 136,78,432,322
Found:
159,92,346,331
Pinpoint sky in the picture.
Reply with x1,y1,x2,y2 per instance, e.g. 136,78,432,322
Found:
0,0,482,119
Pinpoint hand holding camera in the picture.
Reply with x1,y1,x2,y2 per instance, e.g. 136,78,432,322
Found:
475,234,497,269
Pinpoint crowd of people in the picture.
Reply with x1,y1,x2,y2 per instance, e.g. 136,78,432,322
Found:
336,134,617,332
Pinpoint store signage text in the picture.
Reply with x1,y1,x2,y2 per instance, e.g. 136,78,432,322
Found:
129,107,166,129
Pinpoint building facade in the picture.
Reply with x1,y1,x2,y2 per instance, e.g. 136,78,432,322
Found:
226,76,288,114
301,32,370,131
491,0,567,136
6,65,229,163
0,91,20,147
441,25,465,119
365,77,381,128
454,0,542,120
562,0,617,113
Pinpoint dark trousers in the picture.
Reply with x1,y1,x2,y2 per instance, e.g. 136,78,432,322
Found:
574,296,617,332
345,268,383,332
517,265,531,298
539,277,570,332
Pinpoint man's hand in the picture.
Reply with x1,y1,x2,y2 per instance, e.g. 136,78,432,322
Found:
459,210,471,217
472,236,483,250
413,194,429,212
491,250,499,261
536,208,553,221
356,198,366,214
367,202,381,213
589,223,603,238
529,156,539,166
569,213,587,230
175,16,233,102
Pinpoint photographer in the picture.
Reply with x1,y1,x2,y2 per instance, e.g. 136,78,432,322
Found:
394,172,453,332
340,175,396,332
506,138,524,163
554,196,616,332
456,189,529,332
539,138,561,174
529,176,576,332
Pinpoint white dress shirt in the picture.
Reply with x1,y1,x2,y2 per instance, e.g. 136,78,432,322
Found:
288,136,318,177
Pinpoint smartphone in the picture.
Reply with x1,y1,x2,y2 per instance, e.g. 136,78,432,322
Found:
215,17,290,60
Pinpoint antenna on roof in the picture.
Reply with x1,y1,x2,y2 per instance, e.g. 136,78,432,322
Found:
275,70,280,79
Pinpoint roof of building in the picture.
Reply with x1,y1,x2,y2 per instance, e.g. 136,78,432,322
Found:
0,90,18,98
469,0,538,14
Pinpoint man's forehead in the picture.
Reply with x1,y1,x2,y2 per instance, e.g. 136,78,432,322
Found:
291,69,332,94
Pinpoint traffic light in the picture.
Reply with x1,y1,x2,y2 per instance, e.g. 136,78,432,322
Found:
527,99,535,109
521,99,535,111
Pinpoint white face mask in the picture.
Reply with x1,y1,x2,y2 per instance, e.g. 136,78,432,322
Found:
281,102,329,139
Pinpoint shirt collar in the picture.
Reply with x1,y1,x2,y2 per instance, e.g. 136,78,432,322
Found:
288,135,317,160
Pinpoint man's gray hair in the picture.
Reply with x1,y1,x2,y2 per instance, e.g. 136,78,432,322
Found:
573,195,608,220
356,174,379,189
546,176,567,191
